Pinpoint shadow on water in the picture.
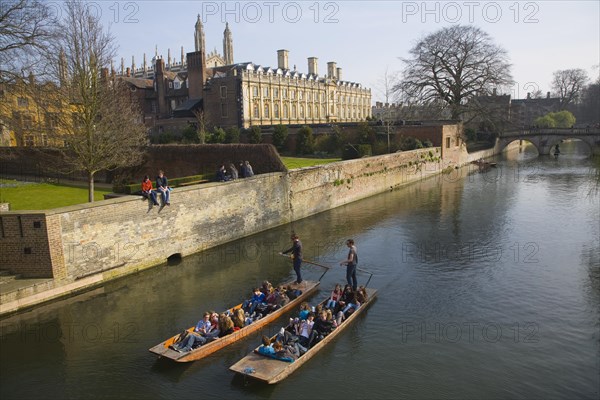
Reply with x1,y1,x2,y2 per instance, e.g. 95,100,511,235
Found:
149,356,195,383
229,373,278,399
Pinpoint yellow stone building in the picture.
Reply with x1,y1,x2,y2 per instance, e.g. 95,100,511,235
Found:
0,76,73,147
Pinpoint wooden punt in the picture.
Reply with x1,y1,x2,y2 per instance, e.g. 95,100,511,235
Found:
148,280,320,362
229,287,377,383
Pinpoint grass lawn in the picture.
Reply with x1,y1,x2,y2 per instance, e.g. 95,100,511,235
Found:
280,156,341,170
0,179,111,210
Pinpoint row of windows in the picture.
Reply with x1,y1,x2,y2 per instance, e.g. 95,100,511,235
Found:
249,86,369,104
250,102,369,120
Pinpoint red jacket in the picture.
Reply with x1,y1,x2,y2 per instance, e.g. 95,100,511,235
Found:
141,179,153,192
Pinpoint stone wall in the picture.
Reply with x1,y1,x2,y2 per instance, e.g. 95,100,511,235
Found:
0,147,451,281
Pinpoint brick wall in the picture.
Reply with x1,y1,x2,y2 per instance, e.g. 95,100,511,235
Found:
0,213,54,277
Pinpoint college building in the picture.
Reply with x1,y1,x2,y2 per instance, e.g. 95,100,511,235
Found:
118,16,371,133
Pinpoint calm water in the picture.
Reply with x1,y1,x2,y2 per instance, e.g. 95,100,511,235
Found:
1,142,598,399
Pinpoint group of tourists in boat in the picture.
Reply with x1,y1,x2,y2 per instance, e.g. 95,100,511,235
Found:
169,281,302,353
256,284,369,361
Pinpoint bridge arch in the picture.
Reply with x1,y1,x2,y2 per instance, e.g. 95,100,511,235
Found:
497,128,600,157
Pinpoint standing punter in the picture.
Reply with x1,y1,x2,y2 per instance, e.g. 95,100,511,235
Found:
282,234,303,284
340,239,358,291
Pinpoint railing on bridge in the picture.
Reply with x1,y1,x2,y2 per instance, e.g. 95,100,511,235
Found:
502,127,600,137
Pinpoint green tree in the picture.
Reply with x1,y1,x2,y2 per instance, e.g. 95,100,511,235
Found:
533,115,556,128
224,126,240,143
181,125,199,143
272,124,288,150
207,127,226,143
534,111,576,128
295,125,315,155
551,110,576,128
247,125,262,144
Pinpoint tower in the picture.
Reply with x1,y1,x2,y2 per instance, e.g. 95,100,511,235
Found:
189,15,207,98
223,22,234,65
194,14,205,53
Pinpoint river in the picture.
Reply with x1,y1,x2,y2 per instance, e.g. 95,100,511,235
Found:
1,141,598,399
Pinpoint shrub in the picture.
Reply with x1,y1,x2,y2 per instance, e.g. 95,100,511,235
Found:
296,125,315,155
248,126,262,144
224,126,240,143
272,124,288,150
181,126,199,143
207,127,226,143
342,144,371,160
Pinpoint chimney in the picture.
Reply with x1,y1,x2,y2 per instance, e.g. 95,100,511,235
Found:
336,67,342,81
308,57,318,75
126,67,131,77
547,91,550,99
28,72,35,85
527,92,531,99
101,67,109,81
327,62,337,79
277,49,289,70
492,88,497,96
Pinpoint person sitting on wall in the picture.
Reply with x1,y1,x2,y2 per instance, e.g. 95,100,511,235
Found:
228,163,239,180
245,161,254,177
156,170,171,206
216,164,230,182
141,175,159,206
239,160,248,178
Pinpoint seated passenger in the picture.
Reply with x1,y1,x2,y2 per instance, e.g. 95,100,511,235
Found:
308,310,335,348
243,287,267,316
231,308,246,329
257,335,275,356
218,313,235,338
273,340,299,360
295,312,314,353
260,280,273,296
204,313,221,339
326,284,343,310
171,330,207,352
298,302,311,320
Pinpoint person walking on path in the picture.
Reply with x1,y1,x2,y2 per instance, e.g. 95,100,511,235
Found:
282,234,303,284
340,239,358,291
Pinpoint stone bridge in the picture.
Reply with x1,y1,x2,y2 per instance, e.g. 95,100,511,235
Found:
497,128,600,156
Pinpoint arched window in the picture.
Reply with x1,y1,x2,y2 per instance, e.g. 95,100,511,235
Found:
300,105,304,118
283,104,289,119
274,103,280,118
264,103,270,118
253,103,259,118
292,104,297,118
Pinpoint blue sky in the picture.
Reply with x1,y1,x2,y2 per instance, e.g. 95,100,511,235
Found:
88,0,599,103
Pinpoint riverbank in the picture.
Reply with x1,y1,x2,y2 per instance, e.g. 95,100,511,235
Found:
1,140,497,316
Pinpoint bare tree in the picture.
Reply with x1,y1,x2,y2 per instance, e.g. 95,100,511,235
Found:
552,68,589,107
0,0,56,83
374,67,399,152
192,109,208,144
46,1,148,202
397,25,513,121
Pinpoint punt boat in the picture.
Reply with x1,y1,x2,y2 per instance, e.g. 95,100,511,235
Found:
149,280,320,362
229,286,377,383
